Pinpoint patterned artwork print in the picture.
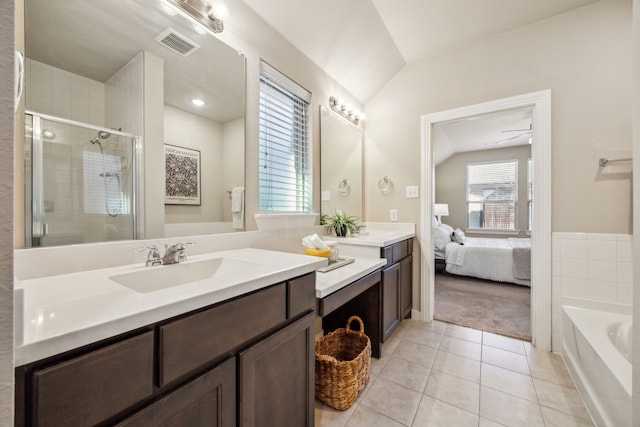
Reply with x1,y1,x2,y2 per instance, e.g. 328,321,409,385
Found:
165,145,200,205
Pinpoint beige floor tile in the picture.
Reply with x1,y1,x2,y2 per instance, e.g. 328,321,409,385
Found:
368,353,391,378
381,334,403,356
439,336,482,361
345,404,405,427
480,386,545,427
526,348,575,387
540,406,595,427
533,378,591,420
482,345,531,375
412,396,478,427
394,340,438,368
379,355,431,392
412,319,447,334
444,323,483,343
481,363,537,403
315,400,358,427
360,377,422,426
482,332,526,354
424,370,480,414
432,350,481,383
478,417,507,427
403,327,443,349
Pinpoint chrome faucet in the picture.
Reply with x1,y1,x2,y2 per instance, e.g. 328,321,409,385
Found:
162,242,191,265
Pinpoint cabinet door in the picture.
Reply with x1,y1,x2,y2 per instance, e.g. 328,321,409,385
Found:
400,254,413,319
239,312,315,427
381,262,400,342
117,358,236,427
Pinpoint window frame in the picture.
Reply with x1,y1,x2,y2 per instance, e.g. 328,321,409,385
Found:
466,159,519,233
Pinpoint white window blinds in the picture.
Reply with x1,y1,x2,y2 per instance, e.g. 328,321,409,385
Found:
258,62,312,212
467,160,518,230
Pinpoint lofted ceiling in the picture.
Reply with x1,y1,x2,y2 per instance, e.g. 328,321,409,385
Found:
241,0,600,102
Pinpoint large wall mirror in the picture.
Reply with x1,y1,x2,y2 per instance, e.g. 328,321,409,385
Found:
320,106,363,220
23,0,245,247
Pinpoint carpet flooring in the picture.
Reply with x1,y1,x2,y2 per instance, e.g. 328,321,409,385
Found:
434,272,532,341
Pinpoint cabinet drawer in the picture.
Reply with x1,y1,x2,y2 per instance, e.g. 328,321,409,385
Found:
117,358,236,427
288,273,315,318
159,283,287,386
392,240,409,262
32,331,154,427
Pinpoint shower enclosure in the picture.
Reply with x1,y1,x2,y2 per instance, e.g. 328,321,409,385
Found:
25,112,141,247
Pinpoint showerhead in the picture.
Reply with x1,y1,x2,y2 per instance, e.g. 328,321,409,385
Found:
90,131,111,144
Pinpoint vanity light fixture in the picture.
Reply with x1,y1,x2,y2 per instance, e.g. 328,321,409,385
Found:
329,96,364,125
190,98,206,106
160,0,229,34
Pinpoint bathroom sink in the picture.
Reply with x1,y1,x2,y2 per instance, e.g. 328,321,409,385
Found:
109,257,263,293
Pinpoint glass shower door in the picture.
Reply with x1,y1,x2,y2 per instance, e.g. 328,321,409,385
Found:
26,113,139,247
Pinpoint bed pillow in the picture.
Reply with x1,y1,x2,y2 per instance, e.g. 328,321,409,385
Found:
452,228,466,244
433,226,452,250
438,223,454,234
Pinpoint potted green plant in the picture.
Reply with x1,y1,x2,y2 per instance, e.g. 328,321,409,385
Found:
321,211,360,237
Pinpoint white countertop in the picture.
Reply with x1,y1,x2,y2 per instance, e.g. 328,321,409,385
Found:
333,223,415,247
315,257,387,298
15,248,326,366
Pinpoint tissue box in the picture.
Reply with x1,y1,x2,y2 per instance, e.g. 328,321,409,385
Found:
305,248,331,258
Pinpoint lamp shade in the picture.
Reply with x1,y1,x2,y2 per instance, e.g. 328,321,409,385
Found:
433,204,449,217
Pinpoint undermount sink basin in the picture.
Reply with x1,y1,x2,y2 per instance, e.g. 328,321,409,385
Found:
109,258,262,293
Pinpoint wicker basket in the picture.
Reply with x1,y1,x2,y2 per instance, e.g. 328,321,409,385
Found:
315,316,372,410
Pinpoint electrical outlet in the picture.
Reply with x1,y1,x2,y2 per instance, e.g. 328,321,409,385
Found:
390,209,398,221
405,185,419,199
321,191,331,201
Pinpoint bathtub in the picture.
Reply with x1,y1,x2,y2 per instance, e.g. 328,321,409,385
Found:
561,306,631,427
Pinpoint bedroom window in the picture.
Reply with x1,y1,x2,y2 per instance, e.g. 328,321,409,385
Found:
467,160,518,231
258,61,312,212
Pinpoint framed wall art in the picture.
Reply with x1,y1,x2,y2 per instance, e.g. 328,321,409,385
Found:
164,144,201,205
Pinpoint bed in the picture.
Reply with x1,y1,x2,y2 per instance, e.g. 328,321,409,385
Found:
435,233,531,286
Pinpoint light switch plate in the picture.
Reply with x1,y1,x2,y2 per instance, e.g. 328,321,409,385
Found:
390,209,398,221
405,185,419,198
321,191,331,201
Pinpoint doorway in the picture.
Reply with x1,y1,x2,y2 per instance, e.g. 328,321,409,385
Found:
419,90,552,350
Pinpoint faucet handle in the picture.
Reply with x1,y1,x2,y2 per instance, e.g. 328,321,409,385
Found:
138,245,162,266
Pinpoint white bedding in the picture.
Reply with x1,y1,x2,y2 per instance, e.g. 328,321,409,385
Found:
444,237,531,286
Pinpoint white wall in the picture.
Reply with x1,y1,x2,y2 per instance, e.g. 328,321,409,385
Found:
365,0,632,234
25,59,105,126
164,105,224,224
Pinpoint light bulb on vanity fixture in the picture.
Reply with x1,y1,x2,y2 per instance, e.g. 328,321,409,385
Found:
160,0,230,34
329,96,364,125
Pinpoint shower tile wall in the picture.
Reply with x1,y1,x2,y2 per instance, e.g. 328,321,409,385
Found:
551,232,633,350
25,58,105,126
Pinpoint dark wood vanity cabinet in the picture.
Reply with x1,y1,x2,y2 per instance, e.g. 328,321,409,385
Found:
380,238,413,342
15,272,317,427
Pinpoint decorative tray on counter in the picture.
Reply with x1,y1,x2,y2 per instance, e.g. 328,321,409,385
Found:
316,257,355,273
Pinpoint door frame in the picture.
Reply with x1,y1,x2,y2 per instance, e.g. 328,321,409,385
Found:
419,90,552,350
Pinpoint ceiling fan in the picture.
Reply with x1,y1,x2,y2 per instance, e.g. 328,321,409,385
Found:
493,124,532,145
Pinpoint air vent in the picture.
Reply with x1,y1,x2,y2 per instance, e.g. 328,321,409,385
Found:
154,28,200,57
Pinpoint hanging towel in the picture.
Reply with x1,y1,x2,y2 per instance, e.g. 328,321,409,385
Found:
231,186,244,230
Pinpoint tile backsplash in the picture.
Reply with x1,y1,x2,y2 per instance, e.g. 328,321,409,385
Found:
551,232,632,350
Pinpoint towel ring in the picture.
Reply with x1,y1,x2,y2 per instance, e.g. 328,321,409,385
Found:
378,176,393,194
338,178,350,196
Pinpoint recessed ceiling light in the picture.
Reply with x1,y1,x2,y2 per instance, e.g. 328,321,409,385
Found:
190,98,206,107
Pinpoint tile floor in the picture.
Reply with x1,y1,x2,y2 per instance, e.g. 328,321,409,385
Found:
315,319,595,427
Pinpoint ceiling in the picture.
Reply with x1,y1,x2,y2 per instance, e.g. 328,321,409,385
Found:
432,107,533,165
241,0,600,103
25,0,245,123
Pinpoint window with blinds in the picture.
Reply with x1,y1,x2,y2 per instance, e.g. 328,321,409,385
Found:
466,160,518,231
258,62,312,212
